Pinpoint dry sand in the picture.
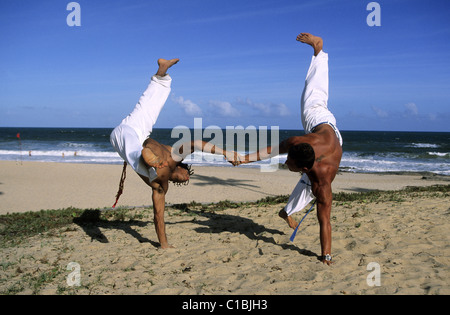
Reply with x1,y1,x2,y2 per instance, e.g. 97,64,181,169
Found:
0,161,449,295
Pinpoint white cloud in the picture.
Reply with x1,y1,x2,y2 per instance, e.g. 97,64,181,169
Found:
209,100,240,117
404,102,419,116
242,98,271,115
172,95,203,116
428,113,437,121
240,98,291,117
273,103,291,116
372,103,420,119
371,105,388,118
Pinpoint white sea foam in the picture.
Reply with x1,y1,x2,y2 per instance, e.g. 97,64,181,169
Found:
1,144,449,175
340,152,450,175
409,143,440,148
427,152,449,157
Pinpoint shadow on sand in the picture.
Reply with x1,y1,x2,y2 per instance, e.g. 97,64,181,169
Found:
73,209,158,247
73,206,319,260
168,205,319,259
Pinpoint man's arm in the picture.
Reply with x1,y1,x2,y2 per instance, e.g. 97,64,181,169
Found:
150,180,172,249
237,137,294,165
171,140,240,163
241,145,279,164
314,183,333,265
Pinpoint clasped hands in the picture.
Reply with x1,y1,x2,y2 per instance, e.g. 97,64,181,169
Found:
224,151,247,167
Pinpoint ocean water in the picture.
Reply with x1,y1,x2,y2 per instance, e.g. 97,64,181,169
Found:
0,127,449,175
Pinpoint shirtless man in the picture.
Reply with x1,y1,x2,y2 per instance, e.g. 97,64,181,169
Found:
235,33,343,265
110,58,236,249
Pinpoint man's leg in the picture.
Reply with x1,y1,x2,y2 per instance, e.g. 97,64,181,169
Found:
110,58,179,177
278,34,327,228
279,210,298,229
297,34,335,134
297,33,323,56
156,58,179,77
279,173,315,229
120,58,179,145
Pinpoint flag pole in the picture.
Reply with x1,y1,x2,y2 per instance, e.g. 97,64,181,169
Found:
16,133,22,165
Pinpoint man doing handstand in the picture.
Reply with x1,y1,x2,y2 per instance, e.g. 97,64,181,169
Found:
235,33,343,265
110,59,236,249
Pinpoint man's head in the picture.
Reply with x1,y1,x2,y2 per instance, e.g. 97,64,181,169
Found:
286,143,315,172
170,162,194,186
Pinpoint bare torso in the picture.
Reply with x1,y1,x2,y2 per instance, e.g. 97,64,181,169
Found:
141,138,178,187
302,124,342,197
282,124,342,195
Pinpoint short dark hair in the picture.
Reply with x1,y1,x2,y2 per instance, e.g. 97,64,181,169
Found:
179,162,194,176
173,162,194,186
288,143,315,170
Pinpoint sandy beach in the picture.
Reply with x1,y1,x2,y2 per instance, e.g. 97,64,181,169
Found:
0,161,449,295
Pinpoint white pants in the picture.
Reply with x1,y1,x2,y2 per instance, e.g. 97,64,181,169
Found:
110,75,172,182
284,51,342,216
284,173,315,216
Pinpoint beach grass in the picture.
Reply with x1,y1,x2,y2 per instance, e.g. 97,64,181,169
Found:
1,184,448,248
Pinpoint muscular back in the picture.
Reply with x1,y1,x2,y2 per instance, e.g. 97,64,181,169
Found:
308,124,342,184
282,124,342,189
142,138,173,164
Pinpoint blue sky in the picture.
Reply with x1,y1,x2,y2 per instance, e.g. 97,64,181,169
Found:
1,0,449,131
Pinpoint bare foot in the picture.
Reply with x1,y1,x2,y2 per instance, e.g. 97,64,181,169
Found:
156,58,180,76
278,209,298,229
296,33,323,56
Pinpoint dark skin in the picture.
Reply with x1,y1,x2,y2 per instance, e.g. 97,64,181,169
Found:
233,33,342,265
140,131,237,249
283,124,342,266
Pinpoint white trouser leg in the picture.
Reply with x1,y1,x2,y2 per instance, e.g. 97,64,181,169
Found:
301,51,337,134
284,173,315,216
120,75,172,145
285,52,330,215
110,75,171,180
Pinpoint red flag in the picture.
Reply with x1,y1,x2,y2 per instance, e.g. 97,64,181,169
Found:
16,133,21,140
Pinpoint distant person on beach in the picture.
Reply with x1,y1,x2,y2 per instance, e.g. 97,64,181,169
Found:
110,58,238,249
233,33,343,265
